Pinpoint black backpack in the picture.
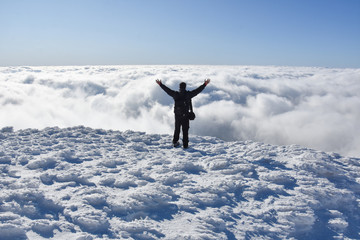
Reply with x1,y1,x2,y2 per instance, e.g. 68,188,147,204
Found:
174,91,196,120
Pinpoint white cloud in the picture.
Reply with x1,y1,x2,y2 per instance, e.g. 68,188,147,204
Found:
1,65,360,157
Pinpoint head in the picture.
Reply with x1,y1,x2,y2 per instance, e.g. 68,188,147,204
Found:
179,82,186,91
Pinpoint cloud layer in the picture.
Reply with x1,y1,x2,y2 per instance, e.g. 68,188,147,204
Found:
1,65,360,157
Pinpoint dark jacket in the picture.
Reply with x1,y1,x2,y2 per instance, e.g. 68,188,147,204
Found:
159,83,206,115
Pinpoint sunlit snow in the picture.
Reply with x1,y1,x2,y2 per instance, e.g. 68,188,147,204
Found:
0,126,359,239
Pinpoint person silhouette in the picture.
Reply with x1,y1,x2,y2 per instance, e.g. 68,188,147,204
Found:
156,79,210,148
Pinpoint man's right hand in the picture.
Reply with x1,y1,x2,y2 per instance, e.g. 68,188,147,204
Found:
156,79,162,85
204,79,210,86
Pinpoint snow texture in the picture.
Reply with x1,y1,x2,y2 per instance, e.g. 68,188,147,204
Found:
1,126,360,239
1,65,360,157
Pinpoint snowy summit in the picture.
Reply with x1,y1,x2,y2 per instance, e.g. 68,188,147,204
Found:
0,126,360,239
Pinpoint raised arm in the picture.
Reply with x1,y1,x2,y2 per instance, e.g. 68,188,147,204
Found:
188,79,210,98
156,79,176,97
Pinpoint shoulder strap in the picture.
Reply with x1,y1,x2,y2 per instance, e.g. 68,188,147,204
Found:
184,91,194,112
189,98,193,112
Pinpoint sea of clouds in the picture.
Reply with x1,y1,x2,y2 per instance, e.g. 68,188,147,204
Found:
1,65,359,157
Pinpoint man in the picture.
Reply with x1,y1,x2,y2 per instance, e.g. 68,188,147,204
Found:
156,78,210,148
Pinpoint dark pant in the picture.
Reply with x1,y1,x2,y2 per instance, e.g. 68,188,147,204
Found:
173,114,189,147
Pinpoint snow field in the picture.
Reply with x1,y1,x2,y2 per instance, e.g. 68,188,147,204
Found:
0,126,360,239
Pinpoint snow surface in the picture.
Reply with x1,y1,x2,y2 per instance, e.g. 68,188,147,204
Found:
1,65,360,157
1,126,360,239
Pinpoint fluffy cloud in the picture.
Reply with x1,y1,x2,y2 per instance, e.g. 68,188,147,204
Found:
1,65,359,157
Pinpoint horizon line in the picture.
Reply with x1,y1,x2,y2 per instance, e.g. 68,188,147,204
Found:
1,63,358,69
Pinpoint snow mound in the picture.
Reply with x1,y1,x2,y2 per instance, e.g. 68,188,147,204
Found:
0,126,360,239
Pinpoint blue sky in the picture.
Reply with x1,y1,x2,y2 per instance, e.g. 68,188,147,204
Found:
1,0,359,67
